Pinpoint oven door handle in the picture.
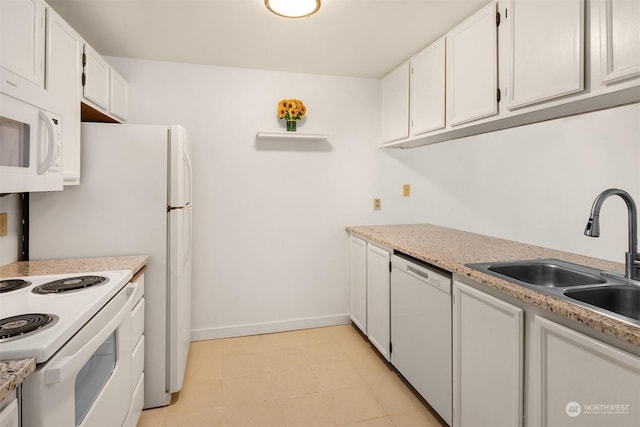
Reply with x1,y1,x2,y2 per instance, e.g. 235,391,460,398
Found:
43,284,135,385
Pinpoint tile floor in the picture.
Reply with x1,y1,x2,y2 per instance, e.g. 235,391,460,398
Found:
137,324,448,427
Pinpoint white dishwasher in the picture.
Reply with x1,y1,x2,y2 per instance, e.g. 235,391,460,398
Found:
391,253,452,426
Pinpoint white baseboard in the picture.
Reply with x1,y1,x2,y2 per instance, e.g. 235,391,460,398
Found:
190,313,351,341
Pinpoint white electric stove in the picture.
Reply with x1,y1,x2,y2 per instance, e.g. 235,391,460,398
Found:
0,269,137,427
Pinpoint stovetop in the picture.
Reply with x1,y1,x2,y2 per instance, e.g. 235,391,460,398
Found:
0,270,133,363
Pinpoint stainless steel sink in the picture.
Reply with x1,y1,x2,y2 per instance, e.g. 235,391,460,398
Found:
487,261,606,288
466,258,640,327
565,285,640,321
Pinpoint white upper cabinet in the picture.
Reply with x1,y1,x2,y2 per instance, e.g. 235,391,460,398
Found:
110,67,129,121
411,37,446,136
447,1,498,127
0,0,46,107
382,61,410,143
0,0,45,86
47,9,82,185
599,0,640,85
83,44,111,111
508,0,584,110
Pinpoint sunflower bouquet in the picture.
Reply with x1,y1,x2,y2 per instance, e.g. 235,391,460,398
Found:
277,99,307,131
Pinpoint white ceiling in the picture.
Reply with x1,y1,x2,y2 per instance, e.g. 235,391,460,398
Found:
47,0,488,78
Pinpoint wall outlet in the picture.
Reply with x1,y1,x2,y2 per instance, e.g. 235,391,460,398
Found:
403,184,411,197
373,198,382,211
0,213,7,237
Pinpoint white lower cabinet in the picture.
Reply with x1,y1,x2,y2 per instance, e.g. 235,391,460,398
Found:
531,316,640,427
366,243,390,361
347,235,391,360
453,280,524,427
0,392,18,427
349,236,367,333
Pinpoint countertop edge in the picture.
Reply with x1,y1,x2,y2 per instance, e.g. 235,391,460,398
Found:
0,358,36,402
0,255,149,278
346,224,640,347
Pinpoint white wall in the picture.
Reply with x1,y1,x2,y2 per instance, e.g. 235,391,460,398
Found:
108,56,639,340
0,194,21,265
107,57,382,339
372,104,640,263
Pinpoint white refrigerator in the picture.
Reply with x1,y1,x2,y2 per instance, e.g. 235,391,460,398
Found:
30,122,193,409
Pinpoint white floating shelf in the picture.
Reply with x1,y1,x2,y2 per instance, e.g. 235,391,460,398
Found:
256,131,329,141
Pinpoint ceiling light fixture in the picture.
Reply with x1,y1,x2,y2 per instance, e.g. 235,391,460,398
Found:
265,0,321,18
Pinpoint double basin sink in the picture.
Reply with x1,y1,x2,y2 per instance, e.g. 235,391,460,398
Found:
467,259,640,327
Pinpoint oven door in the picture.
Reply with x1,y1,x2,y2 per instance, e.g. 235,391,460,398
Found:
0,93,62,193
21,283,136,427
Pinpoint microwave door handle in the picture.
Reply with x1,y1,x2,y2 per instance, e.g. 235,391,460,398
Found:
37,110,55,174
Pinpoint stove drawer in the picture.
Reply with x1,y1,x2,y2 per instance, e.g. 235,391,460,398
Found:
132,335,144,382
131,297,145,345
123,373,144,427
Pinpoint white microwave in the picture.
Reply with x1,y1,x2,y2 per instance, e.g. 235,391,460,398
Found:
0,93,63,193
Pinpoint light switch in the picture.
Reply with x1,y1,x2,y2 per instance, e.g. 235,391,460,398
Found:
403,184,411,197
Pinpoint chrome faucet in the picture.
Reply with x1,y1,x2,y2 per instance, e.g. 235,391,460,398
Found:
584,188,640,280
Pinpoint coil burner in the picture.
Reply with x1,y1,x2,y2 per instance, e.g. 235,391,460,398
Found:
0,279,31,294
0,313,58,340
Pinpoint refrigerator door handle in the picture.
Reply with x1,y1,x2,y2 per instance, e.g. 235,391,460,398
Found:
168,203,191,211
183,142,193,203
184,206,192,269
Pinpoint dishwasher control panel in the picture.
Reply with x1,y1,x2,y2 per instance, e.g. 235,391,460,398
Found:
391,253,451,294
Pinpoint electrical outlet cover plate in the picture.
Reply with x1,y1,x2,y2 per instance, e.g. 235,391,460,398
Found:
0,213,7,237
373,198,382,211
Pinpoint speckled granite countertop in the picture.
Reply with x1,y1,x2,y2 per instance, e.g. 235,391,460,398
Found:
0,255,148,278
0,359,35,403
346,223,639,347
0,256,149,402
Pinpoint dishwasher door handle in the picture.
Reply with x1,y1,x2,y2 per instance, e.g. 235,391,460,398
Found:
406,264,429,280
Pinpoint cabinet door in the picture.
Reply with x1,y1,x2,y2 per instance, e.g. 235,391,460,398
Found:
0,0,45,87
411,37,446,136
366,244,390,361
83,44,110,110
509,0,584,109
600,0,640,85
349,236,367,334
382,61,410,143
47,10,82,185
110,67,129,121
453,281,523,427
532,316,640,427
447,2,498,127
